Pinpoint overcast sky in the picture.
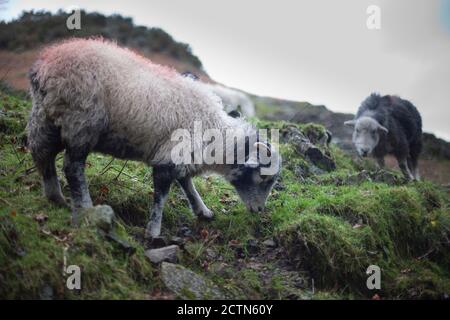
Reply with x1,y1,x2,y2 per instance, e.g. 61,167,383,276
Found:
2,0,450,139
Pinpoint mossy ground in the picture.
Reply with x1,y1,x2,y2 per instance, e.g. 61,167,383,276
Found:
1,91,449,299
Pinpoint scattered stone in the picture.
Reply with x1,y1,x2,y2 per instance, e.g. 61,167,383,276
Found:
209,262,230,275
246,239,260,255
262,239,277,248
178,225,192,238
145,245,179,264
228,240,244,258
81,205,115,232
273,179,285,191
205,248,217,259
169,236,185,246
342,170,403,186
281,125,336,172
161,262,225,299
33,212,48,223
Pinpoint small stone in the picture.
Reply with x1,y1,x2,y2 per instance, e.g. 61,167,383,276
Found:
273,180,285,191
145,245,179,264
81,205,115,232
209,262,229,275
161,262,225,299
178,225,192,238
205,248,217,259
246,239,260,255
262,239,277,248
169,236,185,246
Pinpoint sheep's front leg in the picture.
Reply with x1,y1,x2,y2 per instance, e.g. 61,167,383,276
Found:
63,149,93,225
397,158,414,181
145,166,175,239
177,176,213,219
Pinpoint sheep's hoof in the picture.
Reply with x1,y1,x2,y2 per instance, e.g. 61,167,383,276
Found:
197,208,214,220
145,223,161,240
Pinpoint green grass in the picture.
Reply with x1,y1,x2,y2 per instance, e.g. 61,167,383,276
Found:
1,90,449,299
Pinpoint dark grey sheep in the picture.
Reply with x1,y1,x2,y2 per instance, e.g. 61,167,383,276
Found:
345,93,422,180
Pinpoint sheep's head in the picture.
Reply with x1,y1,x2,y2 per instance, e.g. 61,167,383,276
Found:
345,116,388,157
225,142,281,212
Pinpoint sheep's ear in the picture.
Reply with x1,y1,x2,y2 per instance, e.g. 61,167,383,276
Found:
378,124,389,134
344,120,356,127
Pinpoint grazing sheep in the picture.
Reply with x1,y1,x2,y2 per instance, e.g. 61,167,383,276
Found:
27,39,281,238
344,93,422,180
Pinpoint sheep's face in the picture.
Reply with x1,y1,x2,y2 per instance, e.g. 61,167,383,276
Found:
345,117,388,157
225,144,281,213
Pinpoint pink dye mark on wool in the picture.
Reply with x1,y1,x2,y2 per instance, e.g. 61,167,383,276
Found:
34,38,182,84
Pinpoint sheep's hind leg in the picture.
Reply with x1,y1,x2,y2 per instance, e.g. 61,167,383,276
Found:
40,154,67,207
63,148,93,224
145,166,175,239
177,176,213,219
28,122,67,206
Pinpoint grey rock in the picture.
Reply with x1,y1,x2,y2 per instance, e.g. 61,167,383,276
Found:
145,245,179,264
169,236,185,246
81,205,115,232
262,239,277,248
205,248,217,259
178,225,192,238
282,125,336,172
161,262,225,299
246,239,260,255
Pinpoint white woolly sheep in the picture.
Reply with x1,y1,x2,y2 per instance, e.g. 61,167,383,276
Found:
27,38,280,238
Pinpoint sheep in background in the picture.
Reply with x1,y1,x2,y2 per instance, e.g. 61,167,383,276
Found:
345,93,422,180
206,84,256,118
181,72,255,118
27,39,280,238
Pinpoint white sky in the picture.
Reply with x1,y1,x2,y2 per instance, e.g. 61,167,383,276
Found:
2,0,450,139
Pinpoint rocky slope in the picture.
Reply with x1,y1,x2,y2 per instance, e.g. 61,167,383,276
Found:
253,95,450,185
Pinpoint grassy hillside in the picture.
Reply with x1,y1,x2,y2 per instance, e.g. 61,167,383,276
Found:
0,10,202,69
1,91,449,299
0,11,210,91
